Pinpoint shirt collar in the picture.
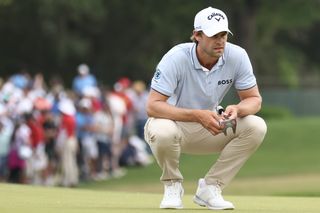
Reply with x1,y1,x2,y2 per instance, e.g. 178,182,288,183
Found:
191,43,202,70
190,43,225,72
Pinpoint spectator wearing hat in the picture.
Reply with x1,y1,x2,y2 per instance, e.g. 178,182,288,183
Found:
57,99,79,187
92,101,114,180
36,100,59,186
72,64,98,97
75,98,98,180
24,112,47,185
130,80,149,141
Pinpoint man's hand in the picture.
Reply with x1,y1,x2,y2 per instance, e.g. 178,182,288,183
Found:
194,109,223,135
217,105,238,136
223,105,238,120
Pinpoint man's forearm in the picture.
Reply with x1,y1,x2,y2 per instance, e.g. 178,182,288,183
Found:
236,96,262,117
147,101,197,122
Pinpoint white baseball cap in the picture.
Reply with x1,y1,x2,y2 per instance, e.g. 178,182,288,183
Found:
78,63,90,75
58,99,76,116
78,98,92,109
194,7,232,37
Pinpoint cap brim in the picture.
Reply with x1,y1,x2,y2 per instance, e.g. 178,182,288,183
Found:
202,27,233,37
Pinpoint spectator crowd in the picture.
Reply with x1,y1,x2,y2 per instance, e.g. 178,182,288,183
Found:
0,64,152,187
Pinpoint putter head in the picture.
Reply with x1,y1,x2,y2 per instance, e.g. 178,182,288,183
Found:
220,119,237,136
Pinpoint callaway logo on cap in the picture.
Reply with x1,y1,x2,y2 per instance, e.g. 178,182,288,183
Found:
194,7,232,37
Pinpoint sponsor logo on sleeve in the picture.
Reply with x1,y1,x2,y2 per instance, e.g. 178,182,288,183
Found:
153,69,161,82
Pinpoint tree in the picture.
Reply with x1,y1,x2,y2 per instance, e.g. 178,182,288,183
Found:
1,0,320,88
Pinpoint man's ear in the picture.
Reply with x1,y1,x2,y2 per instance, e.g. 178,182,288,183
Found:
193,31,202,42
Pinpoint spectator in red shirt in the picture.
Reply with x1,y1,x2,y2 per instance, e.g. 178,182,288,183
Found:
57,99,79,187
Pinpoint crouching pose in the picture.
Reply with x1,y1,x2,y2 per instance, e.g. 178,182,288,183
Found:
144,6,267,210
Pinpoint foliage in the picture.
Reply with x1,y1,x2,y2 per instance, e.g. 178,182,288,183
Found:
257,105,294,119
0,1,320,87
255,0,320,87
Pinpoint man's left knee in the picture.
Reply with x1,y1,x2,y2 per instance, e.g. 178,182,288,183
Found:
241,115,267,145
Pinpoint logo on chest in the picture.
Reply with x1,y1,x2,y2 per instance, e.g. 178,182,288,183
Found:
218,79,233,86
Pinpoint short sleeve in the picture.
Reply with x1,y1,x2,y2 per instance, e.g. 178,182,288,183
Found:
234,49,257,90
150,57,179,97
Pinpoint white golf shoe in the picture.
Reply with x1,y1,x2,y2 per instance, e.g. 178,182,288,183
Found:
193,178,235,210
160,181,184,209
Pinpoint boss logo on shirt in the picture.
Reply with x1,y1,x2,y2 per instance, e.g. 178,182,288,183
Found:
218,79,233,85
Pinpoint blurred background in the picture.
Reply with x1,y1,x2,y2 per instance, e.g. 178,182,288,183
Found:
1,0,320,115
0,0,320,196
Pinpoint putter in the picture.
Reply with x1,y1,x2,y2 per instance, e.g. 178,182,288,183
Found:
215,106,237,136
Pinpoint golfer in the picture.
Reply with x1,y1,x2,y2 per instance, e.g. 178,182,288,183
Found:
144,6,267,210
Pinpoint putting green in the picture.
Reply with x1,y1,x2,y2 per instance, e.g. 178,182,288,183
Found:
1,183,320,213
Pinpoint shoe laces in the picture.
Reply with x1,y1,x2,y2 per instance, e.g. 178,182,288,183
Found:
164,182,181,198
207,184,224,200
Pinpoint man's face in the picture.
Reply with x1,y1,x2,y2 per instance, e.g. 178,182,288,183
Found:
196,31,228,59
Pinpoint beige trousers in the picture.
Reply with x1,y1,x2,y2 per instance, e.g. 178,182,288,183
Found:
144,115,267,189
61,136,79,186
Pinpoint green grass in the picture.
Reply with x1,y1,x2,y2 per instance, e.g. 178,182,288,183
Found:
2,117,320,212
78,117,320,196
1,183,320,213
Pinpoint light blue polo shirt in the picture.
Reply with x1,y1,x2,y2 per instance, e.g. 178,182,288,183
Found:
151,42,256,110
